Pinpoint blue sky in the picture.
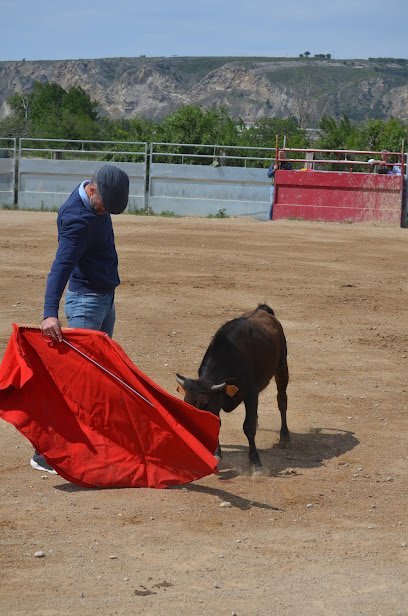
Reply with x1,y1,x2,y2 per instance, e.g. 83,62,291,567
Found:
0,0,407,61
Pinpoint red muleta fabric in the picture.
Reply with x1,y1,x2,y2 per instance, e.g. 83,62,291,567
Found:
0,325,219,489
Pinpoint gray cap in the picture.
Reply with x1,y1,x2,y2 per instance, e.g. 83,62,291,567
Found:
95,164,129,214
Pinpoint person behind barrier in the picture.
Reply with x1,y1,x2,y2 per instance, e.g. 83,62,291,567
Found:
389,159,402,175
30,164,129,474
376,151,391,174
368,150,401,175
267,150,292,220
369,151,401,175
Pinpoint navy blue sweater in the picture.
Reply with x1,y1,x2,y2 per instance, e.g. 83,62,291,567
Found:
44,185,120,318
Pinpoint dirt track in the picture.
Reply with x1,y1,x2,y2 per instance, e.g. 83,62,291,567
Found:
1,210,407,616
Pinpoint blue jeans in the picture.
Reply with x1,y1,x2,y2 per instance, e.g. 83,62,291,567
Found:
65,290,116,337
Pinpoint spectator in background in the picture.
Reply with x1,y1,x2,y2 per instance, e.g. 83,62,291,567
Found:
390,162,402,176
369,151,401,175
367,158,376,172
377,151,391,174
267,150,292,220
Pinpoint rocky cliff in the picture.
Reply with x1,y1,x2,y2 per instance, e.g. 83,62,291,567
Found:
1,56,407,125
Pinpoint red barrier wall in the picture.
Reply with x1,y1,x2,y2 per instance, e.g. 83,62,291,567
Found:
273,170,404,224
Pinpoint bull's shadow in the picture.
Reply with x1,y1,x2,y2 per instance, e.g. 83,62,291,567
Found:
175,427,359,510
215,426,359,480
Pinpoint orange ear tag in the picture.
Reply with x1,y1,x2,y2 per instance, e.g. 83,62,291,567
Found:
176,384,185,395
225,384,239,397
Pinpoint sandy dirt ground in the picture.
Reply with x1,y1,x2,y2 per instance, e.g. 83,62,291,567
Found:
0,210,407,616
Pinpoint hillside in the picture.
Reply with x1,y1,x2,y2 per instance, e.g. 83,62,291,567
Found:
1,56,407,125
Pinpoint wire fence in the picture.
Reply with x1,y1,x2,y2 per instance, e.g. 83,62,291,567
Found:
19,138,147,163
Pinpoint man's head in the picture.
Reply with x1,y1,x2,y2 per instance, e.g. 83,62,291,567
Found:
380,150,389,163
89,164,129,215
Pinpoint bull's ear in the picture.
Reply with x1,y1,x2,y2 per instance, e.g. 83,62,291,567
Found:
225,384,239,397
176,384,185,395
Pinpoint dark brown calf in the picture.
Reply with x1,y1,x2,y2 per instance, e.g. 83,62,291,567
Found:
176,304,289,466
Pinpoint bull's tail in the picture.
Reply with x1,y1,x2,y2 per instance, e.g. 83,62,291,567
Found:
257,303,275,316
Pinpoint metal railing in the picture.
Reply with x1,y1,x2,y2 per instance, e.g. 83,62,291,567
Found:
19,138,147,163
150,142,276,167
276,147,406,174
0,136,16,158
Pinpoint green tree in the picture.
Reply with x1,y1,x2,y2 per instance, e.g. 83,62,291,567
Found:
2,92,32,136
100,116,158,143
379,117,407,152
157,105,238,145
1,81,100,139
316,115,359,150
239,117,307,149
317,115,407,153
357,117,407,152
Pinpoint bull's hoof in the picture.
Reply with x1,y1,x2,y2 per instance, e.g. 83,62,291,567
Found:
251,465,264,476
278,432,290,448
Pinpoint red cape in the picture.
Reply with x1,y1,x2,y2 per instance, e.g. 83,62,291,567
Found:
0,325,219,489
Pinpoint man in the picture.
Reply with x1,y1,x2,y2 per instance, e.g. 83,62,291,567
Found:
30,164,129,474
375,151,391,175
267,150,292,220
369,150,401,175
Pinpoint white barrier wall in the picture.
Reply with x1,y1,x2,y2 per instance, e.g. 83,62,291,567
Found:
0,157,15,207
149,163,271,219
18,159,146,211
0,139,16,206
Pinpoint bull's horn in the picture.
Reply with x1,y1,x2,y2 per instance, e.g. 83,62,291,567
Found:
176,374,186,386
210,382,226,392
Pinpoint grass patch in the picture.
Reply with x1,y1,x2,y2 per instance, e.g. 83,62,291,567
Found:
207,208,229,219
128,208,178,217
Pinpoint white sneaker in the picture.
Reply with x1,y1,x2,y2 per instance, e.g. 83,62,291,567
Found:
30,452,57,474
